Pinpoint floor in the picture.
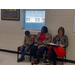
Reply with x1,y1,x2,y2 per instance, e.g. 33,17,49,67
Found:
0,51,75,65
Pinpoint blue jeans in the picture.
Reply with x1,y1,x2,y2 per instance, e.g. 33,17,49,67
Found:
21,45,31,58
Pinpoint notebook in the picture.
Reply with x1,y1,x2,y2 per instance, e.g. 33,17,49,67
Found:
47,43,59,47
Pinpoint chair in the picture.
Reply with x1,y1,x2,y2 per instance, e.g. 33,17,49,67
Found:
45,36,66,65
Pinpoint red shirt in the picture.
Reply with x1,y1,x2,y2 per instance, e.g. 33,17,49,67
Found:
39,33,46,42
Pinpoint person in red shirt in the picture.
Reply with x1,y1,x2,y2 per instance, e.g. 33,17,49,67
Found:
43,27,68,65
30,26,52,65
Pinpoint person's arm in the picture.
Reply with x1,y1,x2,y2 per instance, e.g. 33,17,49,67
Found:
23,36,27,47
34,32,41,43
60,35,68,48
63,35,68,48
23,36,26,45
60,44,65,47
42,33,52,45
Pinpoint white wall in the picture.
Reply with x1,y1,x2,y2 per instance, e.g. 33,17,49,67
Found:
0,10,24,51
0,9,75,60
0,9,1,26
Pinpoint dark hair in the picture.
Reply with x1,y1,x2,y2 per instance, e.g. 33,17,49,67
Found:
25,30,30,35
42,26,48,33
58,27,65,35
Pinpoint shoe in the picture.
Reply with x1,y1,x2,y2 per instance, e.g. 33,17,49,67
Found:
31,62,34,65
31,60,39,65
31,61,37,65
43,60,50,65
17,58,25,62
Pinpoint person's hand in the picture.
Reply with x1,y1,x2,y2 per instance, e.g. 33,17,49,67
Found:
24,45,28,47
37,42,42,45
60,44,64,47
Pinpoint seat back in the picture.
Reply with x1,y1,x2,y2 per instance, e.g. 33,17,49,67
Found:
50,35,52,42
32,34,37,38
52,36,55,42
32,34,37,42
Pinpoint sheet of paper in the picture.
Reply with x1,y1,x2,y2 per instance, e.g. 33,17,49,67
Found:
47,43,59,46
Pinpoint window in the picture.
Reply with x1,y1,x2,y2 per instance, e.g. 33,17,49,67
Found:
26,18,28,21
21,9,45,30
73,16,75,33
26,18,30,21
35,18,38,21
38,18,40,21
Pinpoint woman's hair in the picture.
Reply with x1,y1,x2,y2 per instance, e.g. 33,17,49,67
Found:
42,26,48,33
58,27,65,35
25,30,30,35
